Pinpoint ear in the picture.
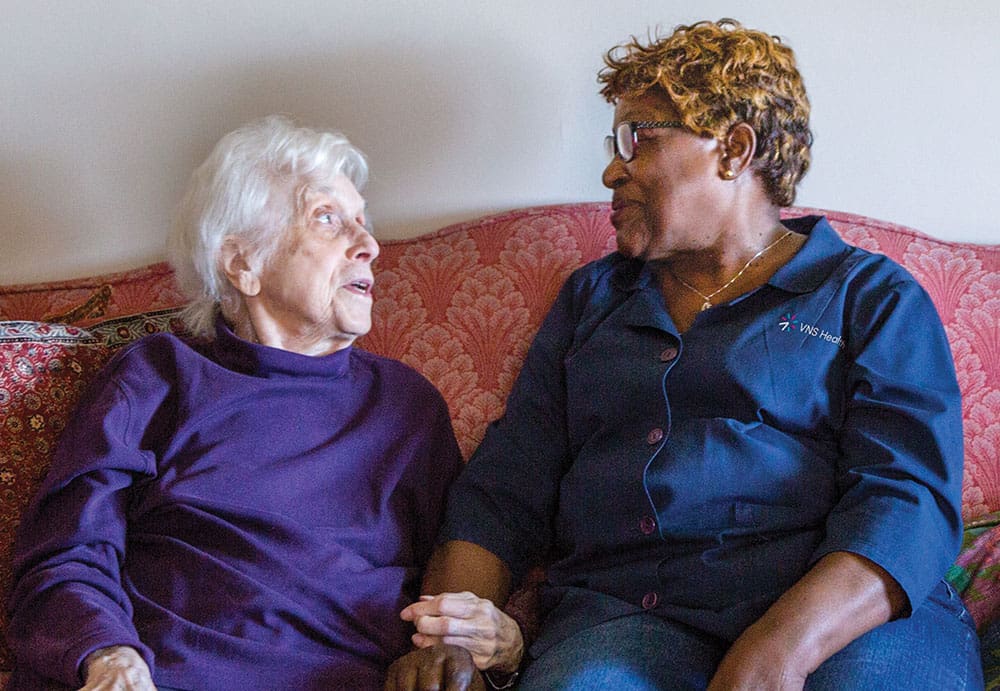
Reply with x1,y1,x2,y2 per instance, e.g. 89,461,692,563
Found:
219,236,261,297
718,122,757,180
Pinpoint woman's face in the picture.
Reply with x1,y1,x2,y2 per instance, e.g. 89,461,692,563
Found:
248,175,379,355
602,89,727,261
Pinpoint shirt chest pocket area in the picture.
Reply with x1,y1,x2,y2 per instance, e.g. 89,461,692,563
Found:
563,326,672,454
662,500,827,611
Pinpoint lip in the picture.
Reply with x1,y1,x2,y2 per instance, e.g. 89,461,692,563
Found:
342,276,374,296
611,196,641,213
610,198,636,225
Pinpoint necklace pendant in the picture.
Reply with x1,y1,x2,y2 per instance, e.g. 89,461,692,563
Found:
700,301,712,311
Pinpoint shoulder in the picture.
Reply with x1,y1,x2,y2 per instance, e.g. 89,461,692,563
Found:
107,330,205,370
567,251,641,290
554,252,643,317
787,215,931,306
351,348,448,408
100,331,211,395
838,244,935,318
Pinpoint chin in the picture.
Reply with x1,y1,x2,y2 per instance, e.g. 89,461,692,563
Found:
614,234,643,259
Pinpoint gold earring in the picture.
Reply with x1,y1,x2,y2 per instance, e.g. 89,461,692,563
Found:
723,169,736,179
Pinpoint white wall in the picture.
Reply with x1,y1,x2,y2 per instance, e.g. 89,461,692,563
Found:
2,0,997,284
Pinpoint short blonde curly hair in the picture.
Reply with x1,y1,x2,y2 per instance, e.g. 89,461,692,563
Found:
598,19,812,206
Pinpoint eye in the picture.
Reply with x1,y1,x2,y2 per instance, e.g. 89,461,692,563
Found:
314,208,344,230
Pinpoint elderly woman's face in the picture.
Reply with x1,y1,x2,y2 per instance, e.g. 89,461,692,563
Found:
247,175,378,355
602,89,727,260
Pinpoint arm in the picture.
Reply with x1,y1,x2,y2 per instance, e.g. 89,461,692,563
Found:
714,267,963,688
7,354,158,686
387,265,608,690
708,551,906,689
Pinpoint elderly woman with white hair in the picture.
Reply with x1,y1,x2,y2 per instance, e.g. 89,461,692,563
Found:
6,116,463,690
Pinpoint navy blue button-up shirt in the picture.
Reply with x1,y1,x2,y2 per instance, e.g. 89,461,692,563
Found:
441,216,964,650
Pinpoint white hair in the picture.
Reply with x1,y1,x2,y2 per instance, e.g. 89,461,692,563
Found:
168,115,369,337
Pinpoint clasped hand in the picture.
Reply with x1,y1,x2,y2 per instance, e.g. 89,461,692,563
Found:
80,645,156,691
385,591,523,690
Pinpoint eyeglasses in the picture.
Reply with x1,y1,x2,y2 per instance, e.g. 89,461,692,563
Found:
604,120,684,163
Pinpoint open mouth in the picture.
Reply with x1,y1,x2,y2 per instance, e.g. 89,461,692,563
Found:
345,278,373,295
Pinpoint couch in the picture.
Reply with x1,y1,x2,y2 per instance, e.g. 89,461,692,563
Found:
1,202,998,687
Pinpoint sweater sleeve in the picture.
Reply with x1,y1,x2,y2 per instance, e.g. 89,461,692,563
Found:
7,357,158,686
405,387,465,564
811,275,964,615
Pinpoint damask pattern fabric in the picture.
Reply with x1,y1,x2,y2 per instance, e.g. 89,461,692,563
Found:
0,203,998,685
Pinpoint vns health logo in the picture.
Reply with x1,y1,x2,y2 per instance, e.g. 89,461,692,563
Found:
779,313,845,349
778,313,799,332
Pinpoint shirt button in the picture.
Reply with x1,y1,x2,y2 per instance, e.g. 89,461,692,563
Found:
639,515,656,535
642,591,659,609
647,428,664,445
659,346,678,362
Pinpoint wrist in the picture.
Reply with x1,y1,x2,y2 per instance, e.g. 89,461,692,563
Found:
82,645,145,680
484,617,524,687
483,668,520,689
490,616,525,673
740,610,822,674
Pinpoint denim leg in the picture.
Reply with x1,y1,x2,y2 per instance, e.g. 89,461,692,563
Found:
517,612,726,691
806,580,983,691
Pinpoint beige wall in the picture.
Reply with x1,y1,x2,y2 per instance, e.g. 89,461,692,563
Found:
2,0,997,284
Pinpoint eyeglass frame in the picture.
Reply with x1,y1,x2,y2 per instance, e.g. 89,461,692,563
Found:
604,120,685,163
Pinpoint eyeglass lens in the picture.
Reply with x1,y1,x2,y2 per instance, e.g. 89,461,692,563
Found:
604,122,636,163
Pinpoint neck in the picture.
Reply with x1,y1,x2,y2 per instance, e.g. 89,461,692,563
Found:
663,216,786,278
655,219,793,312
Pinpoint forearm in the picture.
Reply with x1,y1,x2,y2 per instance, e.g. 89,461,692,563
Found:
734,551,906,677
422,540,514,606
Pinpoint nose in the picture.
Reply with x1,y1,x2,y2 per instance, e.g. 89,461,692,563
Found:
348,222,380,263
602,156,627,189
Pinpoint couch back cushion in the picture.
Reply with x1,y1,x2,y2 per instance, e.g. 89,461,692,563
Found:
0,261,185,326
0,203,997,677
363,203,1000,522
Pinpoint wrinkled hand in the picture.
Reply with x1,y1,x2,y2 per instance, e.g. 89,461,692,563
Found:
79,645,156,691
400,592,523,673
384,643,486,691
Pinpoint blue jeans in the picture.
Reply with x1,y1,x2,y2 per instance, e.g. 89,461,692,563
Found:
517,580,983,690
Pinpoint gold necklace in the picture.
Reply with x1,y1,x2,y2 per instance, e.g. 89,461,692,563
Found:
669,230,792,311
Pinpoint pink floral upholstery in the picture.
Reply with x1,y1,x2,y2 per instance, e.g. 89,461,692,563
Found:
365,204,1000,524
0,203,997,685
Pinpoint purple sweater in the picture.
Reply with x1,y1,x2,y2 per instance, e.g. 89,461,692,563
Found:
7,318,462,690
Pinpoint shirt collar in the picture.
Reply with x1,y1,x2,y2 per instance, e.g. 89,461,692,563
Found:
768,215,853,294
614,215,850,332
211,314,353,379
614,215,850,297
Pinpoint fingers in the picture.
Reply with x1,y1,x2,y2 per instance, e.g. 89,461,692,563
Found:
78,645,157,691
406,593,498,637
401,592,481,621
384,644,480,691
398,592,523,672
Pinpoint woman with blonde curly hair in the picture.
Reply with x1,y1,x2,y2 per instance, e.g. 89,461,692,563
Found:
388,20,979,690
